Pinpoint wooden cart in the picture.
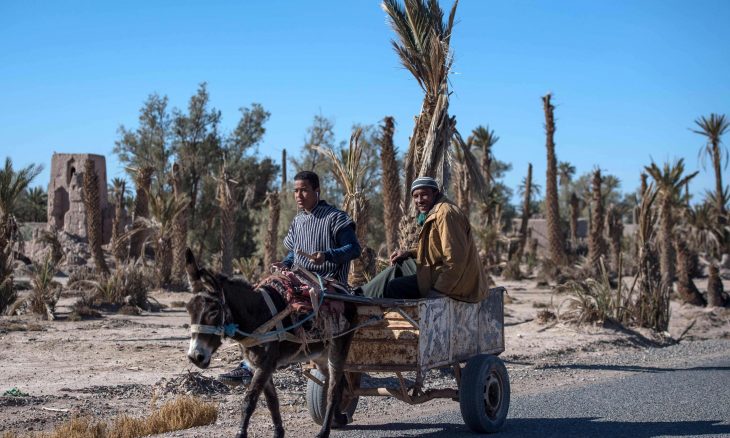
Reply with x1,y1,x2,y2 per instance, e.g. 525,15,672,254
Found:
304,286,509,433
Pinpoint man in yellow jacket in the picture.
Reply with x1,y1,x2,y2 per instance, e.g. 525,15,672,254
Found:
361,176,488,303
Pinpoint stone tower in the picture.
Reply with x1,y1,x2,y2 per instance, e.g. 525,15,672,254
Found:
47,153,113,244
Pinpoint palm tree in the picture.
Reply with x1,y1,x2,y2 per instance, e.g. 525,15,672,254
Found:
706,264,725,307
543,93,567,267
382,0,458,242
281,149,288,192
469,126,499,190
216,164,237,277
606,203,623,275
170,162,188,285
128,166,153,260
558,160,575,215
109,177,129,265
313,129,372,286
452,132,489,218
588,169,607,275
693,113,729,220
22,187,47,222
569,192,580,248
0,158,43,242
645,159,698,289
82,159,110,275
150,189,187,287
516,163,540,263
673,231,705,306
379,117,402,254
123,189,187,287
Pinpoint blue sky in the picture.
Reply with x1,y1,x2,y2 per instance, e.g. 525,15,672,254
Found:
2,1,729,204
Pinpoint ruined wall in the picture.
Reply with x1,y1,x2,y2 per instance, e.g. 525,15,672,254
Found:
47,153,113,244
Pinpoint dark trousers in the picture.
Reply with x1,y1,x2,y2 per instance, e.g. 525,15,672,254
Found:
361,258,420,299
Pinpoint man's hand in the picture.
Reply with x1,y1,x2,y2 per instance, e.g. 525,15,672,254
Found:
311,252,326,265
390,250,410,265
296,249,325,265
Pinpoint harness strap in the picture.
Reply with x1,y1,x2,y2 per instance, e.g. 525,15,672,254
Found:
260,289,285,332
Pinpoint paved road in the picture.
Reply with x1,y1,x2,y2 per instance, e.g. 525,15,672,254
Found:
332,355,730,438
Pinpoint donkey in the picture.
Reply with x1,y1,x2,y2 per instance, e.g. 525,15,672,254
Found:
184,249,357,438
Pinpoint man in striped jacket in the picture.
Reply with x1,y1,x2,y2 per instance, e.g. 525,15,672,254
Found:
219,170,361,385
281,171,361,283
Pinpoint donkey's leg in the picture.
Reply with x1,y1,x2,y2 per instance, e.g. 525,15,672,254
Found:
237,365,275,438
316,336,352,438
263,377,285,438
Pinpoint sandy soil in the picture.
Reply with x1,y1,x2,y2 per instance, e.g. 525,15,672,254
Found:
0,277,728,437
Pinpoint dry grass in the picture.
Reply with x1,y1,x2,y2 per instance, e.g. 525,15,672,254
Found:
0,320,45,332
2,396,217,438
67,304,102,321
536,309,557,324
169,300,187,308
70,261,153,312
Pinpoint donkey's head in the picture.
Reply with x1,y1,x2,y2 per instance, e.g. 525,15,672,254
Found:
185,248,227,368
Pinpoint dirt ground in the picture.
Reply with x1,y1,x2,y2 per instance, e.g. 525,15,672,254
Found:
1,276,728,437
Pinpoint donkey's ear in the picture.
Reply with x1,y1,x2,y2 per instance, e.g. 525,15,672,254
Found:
185,248,204,293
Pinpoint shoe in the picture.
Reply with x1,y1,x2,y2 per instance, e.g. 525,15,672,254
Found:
218,364,254,386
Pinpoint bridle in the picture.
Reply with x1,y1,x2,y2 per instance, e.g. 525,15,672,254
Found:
189,286,291,345
189,291,238,338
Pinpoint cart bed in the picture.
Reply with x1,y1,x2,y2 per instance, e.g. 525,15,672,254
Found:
344,287,505,373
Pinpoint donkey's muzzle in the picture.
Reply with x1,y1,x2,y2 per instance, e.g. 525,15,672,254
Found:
188,348,210,369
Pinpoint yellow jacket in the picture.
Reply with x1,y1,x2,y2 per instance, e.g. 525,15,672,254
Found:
412,197,489,303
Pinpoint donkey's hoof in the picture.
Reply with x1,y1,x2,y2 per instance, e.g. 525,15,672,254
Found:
331,412,349,429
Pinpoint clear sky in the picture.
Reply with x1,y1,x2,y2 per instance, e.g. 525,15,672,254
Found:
2,0,729,204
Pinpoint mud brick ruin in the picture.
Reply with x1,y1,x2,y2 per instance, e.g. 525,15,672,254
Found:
47,153,113,244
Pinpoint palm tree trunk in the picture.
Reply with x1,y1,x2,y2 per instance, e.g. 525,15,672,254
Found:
171,162,188,285
218,174,236,277
712,141,725,217
82,159,109,275
112,180,127,266
379,117,402,255
156,236,173,287
281,149,287,192
588,169,607,275
658,195,675,288
606,204,623,274
516,163,533,261
264,191,281,269
569,192,579,249
674,236,705,306
543,93,567,267
129,167,152,260
707,263,725,307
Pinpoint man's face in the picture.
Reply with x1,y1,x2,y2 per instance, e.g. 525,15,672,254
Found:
412,188,437,213
294,179,318,211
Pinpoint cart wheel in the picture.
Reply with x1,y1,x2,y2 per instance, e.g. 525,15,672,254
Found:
459,354,510,433
306,369,359,426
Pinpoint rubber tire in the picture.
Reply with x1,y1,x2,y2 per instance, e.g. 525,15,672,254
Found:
306,369,359,426
459,354,510,433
